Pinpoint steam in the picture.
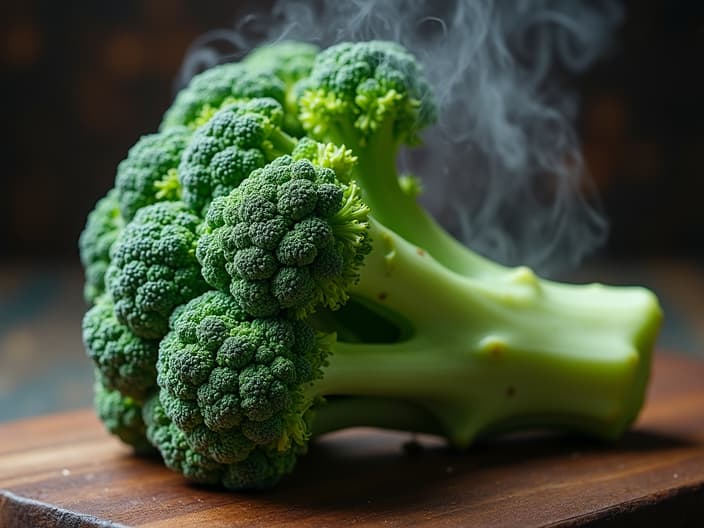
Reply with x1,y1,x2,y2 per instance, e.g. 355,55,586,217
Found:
176,0,623,275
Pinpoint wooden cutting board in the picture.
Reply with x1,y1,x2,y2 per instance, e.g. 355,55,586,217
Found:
1,353,704,527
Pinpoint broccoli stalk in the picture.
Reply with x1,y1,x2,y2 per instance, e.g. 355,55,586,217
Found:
307,218,662,446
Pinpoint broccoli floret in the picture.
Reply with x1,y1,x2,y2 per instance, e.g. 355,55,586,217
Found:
161,63,286,131
299,40,435,146
178,98,298,215
79,191,124,304
82,297,159,401
114,127,191,221
152,290,320,489
197,156,370,318
94,380,153,454
105,201,208,339
244,41,320,136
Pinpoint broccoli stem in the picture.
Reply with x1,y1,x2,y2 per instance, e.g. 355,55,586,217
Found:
323,119,504,277
268,128,299,158
309,218,662,447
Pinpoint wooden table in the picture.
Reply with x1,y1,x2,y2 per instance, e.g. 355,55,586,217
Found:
1,353,703,527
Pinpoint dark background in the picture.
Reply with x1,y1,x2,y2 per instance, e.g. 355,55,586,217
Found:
1,0,703,263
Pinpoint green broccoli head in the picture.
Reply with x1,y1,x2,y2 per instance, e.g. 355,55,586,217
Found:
161,62,286,131
243,41,320,136
94,380,153,454
79,190,124,304
153,290,324,488
114,127,191,221
178,98,298,215
105,201,208,340
299,40,437,147
197,155,370,318
82,297,159,401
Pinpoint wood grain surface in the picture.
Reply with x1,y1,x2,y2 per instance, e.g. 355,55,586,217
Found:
1,353,704,528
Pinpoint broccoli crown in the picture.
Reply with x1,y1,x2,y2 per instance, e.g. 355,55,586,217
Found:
82,297,159,401
197,155,370,318
299,40,437,145
94,380,153,454
114,127,191,221
178,98,297,215
105,201,208,340
154,290,324,487
79,190,124,304
161,62,286,131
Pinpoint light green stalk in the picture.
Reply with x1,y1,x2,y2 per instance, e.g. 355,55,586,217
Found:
309,219,662,447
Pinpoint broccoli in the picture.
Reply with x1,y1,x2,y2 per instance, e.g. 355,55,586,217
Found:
82,297,159,401
160,63,286,131
152,155,661,489
298,40,503,276
105,201,208,339
197,155,369,318
79,190,124,304
150,290,318,489
78,39,664,493
94,380,153,454
244,41,320,136
177,98,298,215
114,127,191,221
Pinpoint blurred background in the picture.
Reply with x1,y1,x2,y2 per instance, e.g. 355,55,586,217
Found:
1,0,702,421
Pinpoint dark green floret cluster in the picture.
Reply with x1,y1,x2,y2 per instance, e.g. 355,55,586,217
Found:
197,156,369,318
105,201,208,339
178,98,297,214
79,39,663,492
150,290,323,488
